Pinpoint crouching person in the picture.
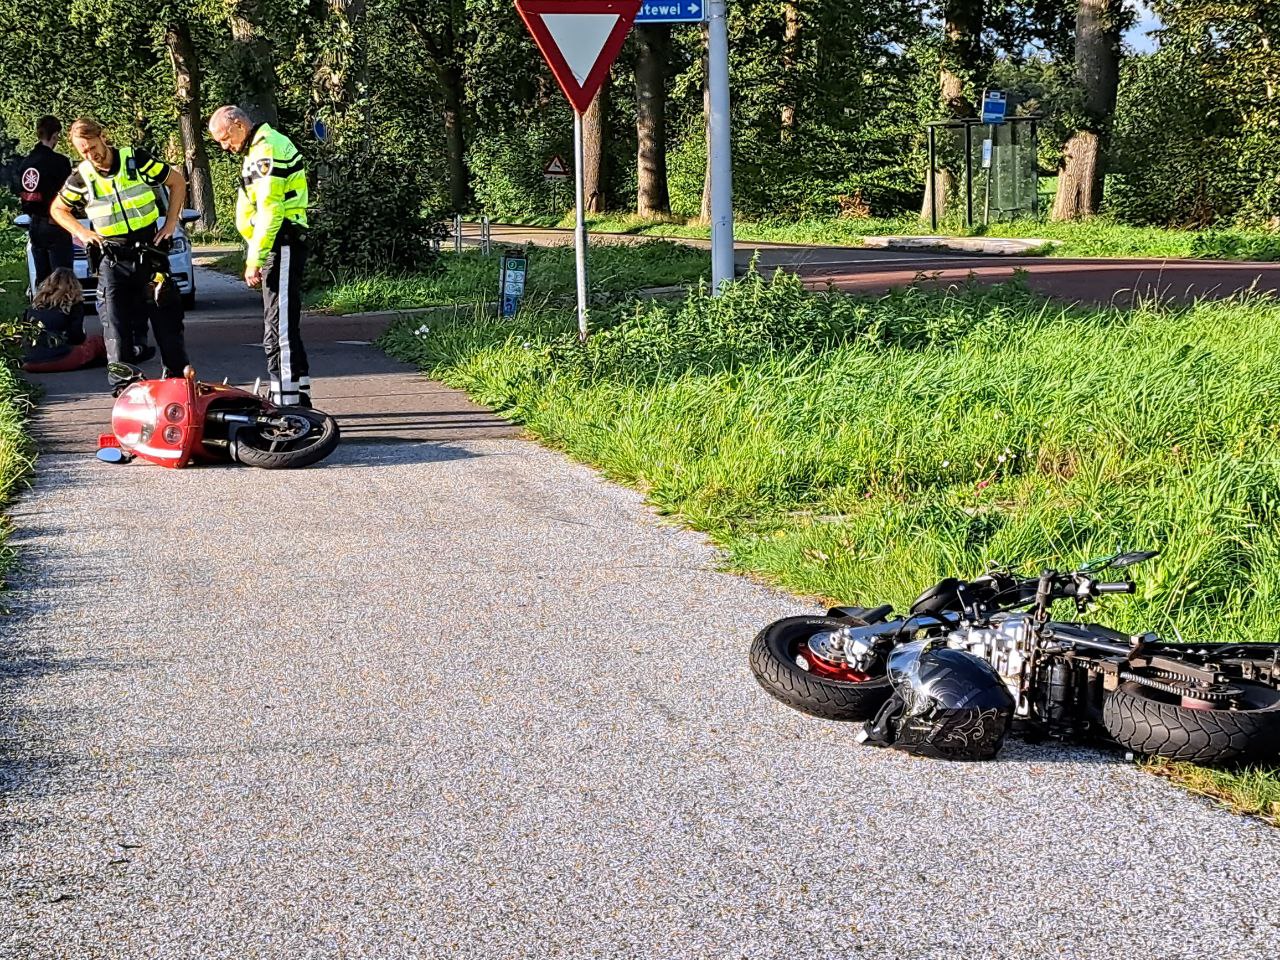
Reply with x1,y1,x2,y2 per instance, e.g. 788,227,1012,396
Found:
21,267,107,373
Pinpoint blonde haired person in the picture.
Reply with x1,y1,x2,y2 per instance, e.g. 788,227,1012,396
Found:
21,267,106,373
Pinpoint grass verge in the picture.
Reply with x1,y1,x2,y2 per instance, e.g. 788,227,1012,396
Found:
0,239,40,580
381,269,1280,818
204,241,709,314
559,212,1280,261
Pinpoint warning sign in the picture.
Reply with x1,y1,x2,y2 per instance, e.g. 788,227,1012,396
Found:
543,155,571,181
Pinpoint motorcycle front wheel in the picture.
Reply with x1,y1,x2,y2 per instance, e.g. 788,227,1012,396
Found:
1102,680,1280,764
749,616,892,721
232,408,341,469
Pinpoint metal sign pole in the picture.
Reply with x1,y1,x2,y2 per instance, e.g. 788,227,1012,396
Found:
707,0,734,295
573,108,589,340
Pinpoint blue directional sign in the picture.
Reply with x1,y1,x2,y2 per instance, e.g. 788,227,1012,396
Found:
981,90,1008,125
636,0,705,23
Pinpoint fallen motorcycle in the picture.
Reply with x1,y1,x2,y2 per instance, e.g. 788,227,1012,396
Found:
750,551,1280,763
97,361,340,469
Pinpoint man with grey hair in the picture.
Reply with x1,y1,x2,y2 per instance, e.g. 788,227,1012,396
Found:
208,105,313,407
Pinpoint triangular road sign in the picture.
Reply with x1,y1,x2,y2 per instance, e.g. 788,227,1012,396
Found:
544,154,571,178
516,0,642,113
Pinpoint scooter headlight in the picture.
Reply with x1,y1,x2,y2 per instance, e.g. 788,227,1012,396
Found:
162,425,183,445
112,384,158,448
164,403,185,423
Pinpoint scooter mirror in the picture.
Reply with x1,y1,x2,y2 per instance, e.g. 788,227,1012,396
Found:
96,447,126,464
107,361,144,382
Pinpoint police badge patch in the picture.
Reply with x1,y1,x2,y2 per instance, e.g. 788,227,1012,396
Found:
254,157,273,177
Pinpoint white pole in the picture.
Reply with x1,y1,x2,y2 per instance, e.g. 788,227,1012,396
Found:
707,0,734,295
573,108,589,340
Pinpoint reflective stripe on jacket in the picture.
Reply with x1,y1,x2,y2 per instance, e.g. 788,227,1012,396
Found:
236,124,309,269
68,147,162,236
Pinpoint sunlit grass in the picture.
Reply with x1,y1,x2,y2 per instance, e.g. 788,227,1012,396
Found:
206,241,709,314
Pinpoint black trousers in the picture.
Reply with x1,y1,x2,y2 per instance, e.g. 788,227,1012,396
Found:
29,217,73,288
261,234,309,405
97,250,189,379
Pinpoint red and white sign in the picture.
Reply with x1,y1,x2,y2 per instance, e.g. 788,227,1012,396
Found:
543,155,571,180
515,0,642,113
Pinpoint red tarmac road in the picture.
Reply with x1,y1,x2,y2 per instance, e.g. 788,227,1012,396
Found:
467,223,1280,305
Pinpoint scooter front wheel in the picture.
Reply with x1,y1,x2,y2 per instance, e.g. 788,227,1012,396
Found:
232,408,340,469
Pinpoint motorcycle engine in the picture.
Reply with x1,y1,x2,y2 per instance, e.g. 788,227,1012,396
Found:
946,613,1033,708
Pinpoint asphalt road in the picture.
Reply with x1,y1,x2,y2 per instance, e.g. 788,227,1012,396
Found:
2,262,1279,959
467,222,1280,303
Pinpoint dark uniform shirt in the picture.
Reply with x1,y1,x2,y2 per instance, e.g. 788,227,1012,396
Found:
17,143,72,219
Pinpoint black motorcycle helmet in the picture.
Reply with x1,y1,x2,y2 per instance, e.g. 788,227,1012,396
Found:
859,639,1015,761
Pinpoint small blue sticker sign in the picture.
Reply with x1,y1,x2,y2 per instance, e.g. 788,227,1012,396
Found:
313,118,329,142
500,252,528,318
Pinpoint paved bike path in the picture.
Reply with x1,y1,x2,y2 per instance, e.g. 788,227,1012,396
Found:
2,267,1278,959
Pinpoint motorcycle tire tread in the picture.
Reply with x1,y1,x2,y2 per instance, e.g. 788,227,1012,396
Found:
1102,681,1280,764
749,616,892,722
233,409,341,470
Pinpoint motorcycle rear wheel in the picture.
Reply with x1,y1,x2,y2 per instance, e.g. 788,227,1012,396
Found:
1102,680,1280,764
749,616,892,722
233,408,340,470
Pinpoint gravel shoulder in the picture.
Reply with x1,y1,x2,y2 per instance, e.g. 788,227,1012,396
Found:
3,438,1279,960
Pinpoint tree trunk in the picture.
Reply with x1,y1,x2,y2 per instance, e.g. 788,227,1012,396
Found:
940,0,984,118
229,1,278,125
1052,0,1123,220
635,24,670,218
317,0,368,122
165,23,216,231
780,1,800,136
439,13,468,213
583,78,609,214
921,0,985,222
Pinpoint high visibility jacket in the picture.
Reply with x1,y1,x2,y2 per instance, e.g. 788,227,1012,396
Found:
236,124,309,269
62,146,165,237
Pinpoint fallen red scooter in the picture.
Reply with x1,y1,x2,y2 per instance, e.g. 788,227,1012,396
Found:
97,361,340,469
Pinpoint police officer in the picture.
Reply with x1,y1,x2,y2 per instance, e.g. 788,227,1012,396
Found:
208,105,311,408
49,118,190,382
16,116,73,287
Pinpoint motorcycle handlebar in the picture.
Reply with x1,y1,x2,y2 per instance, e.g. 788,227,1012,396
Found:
1095,581,1135,595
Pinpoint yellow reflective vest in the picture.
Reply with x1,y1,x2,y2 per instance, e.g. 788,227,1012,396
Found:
236,124,309,269
60,146,164,237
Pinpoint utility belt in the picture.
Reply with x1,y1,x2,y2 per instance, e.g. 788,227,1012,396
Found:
275,217,307,247
88,232,170,275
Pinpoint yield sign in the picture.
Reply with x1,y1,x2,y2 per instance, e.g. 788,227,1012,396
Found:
516,0,642,113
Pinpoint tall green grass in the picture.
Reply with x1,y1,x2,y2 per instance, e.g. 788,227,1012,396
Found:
383,269,1280,812
386,271,1280,641
0,247,39,578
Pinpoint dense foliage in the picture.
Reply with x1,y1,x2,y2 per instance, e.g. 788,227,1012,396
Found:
0,0,1276,248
